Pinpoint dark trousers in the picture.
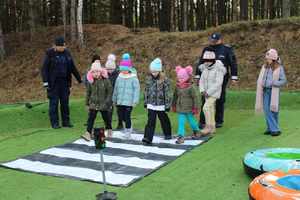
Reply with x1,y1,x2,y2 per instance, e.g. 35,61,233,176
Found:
144,109,172,142
107,106,123,127
87,109,112,133
116,105,133,129
200,77,228,125
47,78,70,126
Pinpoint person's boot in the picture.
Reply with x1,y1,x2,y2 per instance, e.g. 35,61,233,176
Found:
200,125,211,136
106,129,113,138
62,121,73,128
81,131,92,141
210,125,216,134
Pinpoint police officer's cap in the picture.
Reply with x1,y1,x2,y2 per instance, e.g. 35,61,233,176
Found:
209,32,222,41
55,36,65,46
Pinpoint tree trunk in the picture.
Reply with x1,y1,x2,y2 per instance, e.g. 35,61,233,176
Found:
70,0,76,42
77,0,84,48
240,0,249,20
0,21,5,61
28,0,36,41
61,0,67,39
253,0,259,19
160,0,171,31
282,0,291,18
232,0,239,21
189,0,195,30
145,0,153,26
110,0,123,24
183,0,188,31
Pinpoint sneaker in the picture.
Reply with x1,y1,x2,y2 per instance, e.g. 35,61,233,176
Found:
142,138,152,146
271,131,281,136
106,129,113,138
215,123,223,128
264,131,271,135
52,124,61,129
175,136,184,144
200,126,211,135
191,131,201,140
164,135,172,140
81,131,92,141
116,124,124,130
123,128,131,139
63,122,73,128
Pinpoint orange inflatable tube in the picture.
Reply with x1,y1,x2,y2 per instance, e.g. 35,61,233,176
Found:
249,170,300,200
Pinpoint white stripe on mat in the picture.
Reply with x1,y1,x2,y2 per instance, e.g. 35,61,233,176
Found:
40,148,164,169
74,139,186,156
3,159,138,185
111,131,205,146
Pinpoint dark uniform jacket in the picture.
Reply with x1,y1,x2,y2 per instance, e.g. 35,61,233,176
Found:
195,44,238,81
41,48,82,89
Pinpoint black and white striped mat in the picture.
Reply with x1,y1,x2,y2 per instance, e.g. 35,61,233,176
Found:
1,131,211,187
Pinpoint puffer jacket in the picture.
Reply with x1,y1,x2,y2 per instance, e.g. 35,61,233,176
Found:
199,60,227,99
112,73,140,106
144,74,172,109
86,78,112,111
172,85,200,113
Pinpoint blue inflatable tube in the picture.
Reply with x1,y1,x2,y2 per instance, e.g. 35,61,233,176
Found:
243,148,300,177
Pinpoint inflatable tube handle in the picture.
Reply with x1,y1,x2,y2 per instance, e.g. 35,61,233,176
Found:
260,164,264,171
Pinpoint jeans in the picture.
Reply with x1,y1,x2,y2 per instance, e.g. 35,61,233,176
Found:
263,88,280,133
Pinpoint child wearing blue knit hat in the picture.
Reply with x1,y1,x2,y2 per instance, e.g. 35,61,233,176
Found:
142,58,173,145
113,53,140,139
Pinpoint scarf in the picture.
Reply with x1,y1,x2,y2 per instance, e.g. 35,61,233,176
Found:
255,65,280,113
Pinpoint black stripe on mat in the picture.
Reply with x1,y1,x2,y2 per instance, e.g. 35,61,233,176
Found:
57,143,177,162
23,153,152,176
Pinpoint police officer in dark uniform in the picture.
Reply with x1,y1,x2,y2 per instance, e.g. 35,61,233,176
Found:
41,37,82,129
195,33,238,128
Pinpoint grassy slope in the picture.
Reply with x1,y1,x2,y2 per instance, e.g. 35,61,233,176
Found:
0,91,300,200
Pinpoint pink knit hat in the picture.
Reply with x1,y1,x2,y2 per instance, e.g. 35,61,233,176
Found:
87,61,108,83
175,66,193,81
265,49,278,61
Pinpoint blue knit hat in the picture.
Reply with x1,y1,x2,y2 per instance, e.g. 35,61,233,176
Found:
149,58,162,72
122,53,131,60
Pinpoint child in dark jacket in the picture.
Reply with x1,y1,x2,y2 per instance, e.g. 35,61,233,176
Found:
105,54,122,130
172,66,201,144
142,58,172,145
81,62,113,141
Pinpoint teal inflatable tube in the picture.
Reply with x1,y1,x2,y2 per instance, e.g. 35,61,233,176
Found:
243,148,300,177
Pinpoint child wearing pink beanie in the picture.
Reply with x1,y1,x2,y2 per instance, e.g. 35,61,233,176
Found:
172,66,201,144
81,61,113,140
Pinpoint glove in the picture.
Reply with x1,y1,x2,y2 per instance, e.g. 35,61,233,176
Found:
144,104,147,108
192,107,199,115
201,91,208,98
171,105,176,112
43,82,49,89
165,108,170,112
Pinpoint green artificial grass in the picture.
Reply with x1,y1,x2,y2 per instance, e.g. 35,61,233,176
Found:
0,91,300,200
266,153,300,160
